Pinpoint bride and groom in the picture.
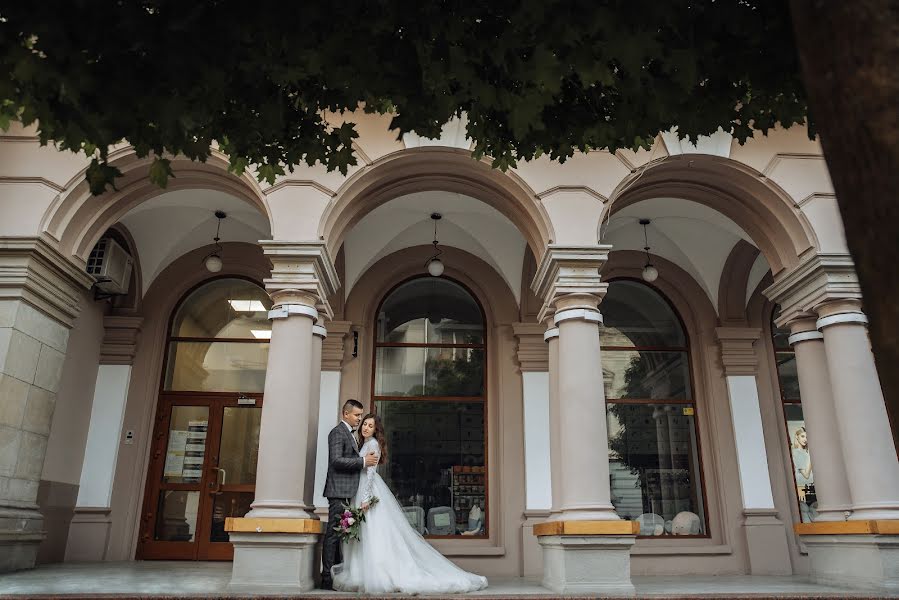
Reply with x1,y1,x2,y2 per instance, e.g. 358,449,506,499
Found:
320,399,488,594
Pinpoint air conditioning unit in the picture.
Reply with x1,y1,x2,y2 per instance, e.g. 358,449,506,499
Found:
86,237,133,296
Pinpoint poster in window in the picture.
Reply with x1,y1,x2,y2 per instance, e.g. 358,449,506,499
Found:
787,419,817,522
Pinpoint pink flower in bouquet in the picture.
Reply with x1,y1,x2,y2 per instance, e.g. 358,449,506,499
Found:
333,498,378,543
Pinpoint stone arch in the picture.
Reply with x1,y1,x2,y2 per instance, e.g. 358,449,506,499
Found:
606,155,818,276
718,240,762,325
319,148,555,259
42,149,272,264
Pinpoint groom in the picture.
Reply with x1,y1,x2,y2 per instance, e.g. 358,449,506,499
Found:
320,398,378,590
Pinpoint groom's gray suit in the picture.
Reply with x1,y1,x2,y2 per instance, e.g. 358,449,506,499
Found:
320,421,364,588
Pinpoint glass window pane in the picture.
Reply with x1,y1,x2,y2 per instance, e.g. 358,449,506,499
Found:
219,407,261,485
607,403,706,535
171,279,272,339
775,352,801,401
375,347,484,397
162,406,209,484
603,350,691,400
209,491,254,543
164,341,268,392
377,279,484,344
785,404,817,523
155,490,201,541
601,280,685,348
375,400,486,536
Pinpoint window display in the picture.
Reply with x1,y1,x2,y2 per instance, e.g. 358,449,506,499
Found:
373,278,487,538
601,280,708,536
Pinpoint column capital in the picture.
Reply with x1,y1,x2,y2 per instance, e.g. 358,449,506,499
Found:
261,241,340,321
512,322,549,372
99,315,143,365
321,320,352,371
715,327,762,375
764,253,861,327
0,236,94,327
531,244,611,323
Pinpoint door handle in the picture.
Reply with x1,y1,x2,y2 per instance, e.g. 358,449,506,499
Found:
209,467,226,495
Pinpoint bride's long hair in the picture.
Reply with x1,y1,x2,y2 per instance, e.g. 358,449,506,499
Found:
359,413,388,465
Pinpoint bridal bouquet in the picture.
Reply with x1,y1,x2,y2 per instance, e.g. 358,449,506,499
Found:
334,497,379,542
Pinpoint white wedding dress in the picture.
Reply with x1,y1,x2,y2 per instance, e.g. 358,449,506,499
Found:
332,438,488,594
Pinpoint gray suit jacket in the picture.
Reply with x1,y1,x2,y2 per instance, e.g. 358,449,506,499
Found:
322,422,364,499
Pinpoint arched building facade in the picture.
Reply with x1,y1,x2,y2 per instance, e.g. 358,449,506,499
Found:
0,113,896,592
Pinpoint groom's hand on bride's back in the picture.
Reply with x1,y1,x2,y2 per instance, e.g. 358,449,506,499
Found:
364,452,378,467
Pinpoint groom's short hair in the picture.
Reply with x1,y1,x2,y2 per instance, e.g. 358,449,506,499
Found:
342,398,363,414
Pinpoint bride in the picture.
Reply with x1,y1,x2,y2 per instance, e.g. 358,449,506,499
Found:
331,413,488,594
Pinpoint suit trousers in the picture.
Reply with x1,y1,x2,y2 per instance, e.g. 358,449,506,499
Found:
321,497,349,586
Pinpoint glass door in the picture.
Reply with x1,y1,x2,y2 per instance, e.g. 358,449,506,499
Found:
138,393,262,560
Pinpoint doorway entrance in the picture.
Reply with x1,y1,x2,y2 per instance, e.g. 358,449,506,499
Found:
137,393,262,560
138,276,272,560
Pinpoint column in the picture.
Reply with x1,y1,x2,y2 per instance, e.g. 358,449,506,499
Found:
817,301,899,521
227,241,340,594
716,327,791,575
554,294,618,520
245,293,318,519
0,238,92,572
787,317,852,521
530,245,636,596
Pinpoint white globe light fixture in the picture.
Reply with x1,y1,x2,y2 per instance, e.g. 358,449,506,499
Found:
640,218,659,283
205,254,224,273
202,210,227,273
425,213,445,277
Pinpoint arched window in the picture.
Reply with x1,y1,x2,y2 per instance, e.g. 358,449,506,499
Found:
373,277,487,538
602,280,708,536
164,278,272,393
771,307,815,523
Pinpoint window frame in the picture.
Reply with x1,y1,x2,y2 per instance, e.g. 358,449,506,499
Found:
370,275,489,539
159,275,271,396
602,277,711,539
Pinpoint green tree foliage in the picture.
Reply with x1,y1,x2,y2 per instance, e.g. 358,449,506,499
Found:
0,1,807,194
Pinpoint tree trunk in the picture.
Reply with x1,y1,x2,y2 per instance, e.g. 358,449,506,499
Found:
789,0,899,450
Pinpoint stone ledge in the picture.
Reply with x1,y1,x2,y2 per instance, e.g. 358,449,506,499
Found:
224,517,323,534
534,520,639,536
795,520,899,535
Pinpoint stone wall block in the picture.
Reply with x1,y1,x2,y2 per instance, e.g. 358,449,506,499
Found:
0,329,41,384
22,386,55,435
14,303,69,353
0,375,29,428
33,344,65,393
0,301,17,328
7,477,39,503
0,426,23,477
14,431,47,480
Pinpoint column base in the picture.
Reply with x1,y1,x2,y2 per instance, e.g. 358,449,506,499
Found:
535,520,637,595
0,506,45,572
226,518,322,594
797,523,899,591
743,509,792,575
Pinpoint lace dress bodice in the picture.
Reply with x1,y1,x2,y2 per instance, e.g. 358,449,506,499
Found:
358,437,380,505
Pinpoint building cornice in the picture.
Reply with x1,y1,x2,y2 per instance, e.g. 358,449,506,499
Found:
100,316,143,365
260,240,341,320
321,320,352,371
715,327,762,376
0,236,94,327
764,253,860,327
512,323,549,372
531,245,611,323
